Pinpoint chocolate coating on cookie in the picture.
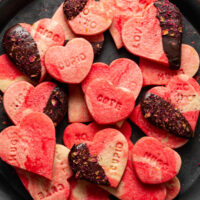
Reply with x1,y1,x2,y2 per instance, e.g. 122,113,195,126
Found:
90,41,104,56
63,0,88,20
3,24,41,82
69,143,110,185
141,93,193,138
43,87,68,126
0,91,12,132
154,0,182,70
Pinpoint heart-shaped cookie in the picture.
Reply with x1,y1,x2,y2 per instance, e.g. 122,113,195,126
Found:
102,143,167,200
16,144,73,200
63,121,132,149
45,38,94,83
109,0,153,49
140,44,200,86
68,128,128,188
122,1,182,69
0,112,55,179
0,54,32,92
82,58,143,99
130,75,200,148
132,137,182,184
65,0,114,35
4,81,68,126
85,79,135,124
3,19,65,83
52,3,105,56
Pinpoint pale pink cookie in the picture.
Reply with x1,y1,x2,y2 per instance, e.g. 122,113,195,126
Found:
17,144,73,200
45,38,94,84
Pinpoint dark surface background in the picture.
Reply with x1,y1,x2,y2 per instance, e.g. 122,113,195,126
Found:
0,0,200,199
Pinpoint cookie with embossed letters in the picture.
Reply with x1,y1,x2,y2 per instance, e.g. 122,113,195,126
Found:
130,75,200,148
3,19,65,82
68,128,128,188
3,81,68,126
140,44,199,86
0,112,55,180
110,0,155,49
82,58,143,99
16,144,73,200
63,121,132,149
122,0,183,70
45,38,94,84
65,0,114,36
132,137,182,184
85,79,135,124
102,143,167,200
52,3,104,56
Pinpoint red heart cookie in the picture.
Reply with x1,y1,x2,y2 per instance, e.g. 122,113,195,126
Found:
140,44,200,86
65,0,114,35
45,38,94,84
63,123,99,149
132,137,182,184
0,112,55,179
102,143,167,200
68,85,92,123
85,79,135,124
82,58,143,99
4,81,68,126
31,18,65,57
52,3,104,56
110,0,154,49
130,75,200,148
0,54,32,92
63,121,132,149
16,144,73,200
68,128,128,188
122,1,183,69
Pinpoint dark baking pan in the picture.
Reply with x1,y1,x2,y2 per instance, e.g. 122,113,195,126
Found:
0,0,200,200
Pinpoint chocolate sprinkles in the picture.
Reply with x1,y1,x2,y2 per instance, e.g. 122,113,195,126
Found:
63,0,88,20
154,0,183,70
43,87,68,126
3,24,42,82
69,143,110,185
141,93,193,139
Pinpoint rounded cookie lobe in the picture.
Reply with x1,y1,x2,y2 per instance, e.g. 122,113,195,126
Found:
3,24,42,82
63,0,88,20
